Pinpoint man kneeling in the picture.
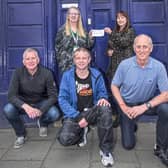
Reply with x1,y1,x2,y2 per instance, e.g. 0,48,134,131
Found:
57,47,114,167
3,48,61,149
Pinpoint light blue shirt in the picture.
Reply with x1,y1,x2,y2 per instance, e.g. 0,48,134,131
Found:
112,56,168,103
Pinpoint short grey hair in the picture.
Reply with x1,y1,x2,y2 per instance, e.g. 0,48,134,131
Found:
134,34,153,48
23,48,39,59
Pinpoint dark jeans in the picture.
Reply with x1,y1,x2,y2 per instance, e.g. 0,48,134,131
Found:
58,105,113,153
118,103,168,150
3,102,61,137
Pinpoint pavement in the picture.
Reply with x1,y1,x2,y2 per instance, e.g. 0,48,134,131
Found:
0,122,167,168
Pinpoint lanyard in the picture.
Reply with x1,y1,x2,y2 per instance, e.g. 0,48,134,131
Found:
71,30,78,46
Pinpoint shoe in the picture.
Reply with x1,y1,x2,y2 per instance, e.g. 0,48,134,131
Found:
37,119,48,137
13,136,26,149
100,150,114,167
154,144,168,166
160,149,168,166
78,127,89,147
154,144,161,157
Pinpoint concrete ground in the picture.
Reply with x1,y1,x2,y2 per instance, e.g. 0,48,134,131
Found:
0,122,167,168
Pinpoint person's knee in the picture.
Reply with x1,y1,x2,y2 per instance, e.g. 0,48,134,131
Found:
122,141,135,150
98,106,112,127
57,118,81,146
58,131,75,146
121,124,136,150
3,103,17,119
58,133,69,146
48,106,61,121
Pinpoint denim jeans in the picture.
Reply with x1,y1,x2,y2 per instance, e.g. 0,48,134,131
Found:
3,102,60,137
118,103,168,150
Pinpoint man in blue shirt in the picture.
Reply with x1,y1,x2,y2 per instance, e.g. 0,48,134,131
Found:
58,47,114,167
111,34,168,166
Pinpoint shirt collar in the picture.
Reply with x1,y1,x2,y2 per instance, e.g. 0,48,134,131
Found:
133,56,153,69
24,65,40,76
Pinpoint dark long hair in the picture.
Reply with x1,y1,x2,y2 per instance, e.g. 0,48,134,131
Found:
115,11,131,32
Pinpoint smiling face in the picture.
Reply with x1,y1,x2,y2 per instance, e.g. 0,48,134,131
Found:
133,35,153,64
68,7,80,24
23,50,39,73
73,50,91,71
117,13,127,29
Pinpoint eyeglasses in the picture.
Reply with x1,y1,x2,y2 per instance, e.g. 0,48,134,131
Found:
68,13,80,16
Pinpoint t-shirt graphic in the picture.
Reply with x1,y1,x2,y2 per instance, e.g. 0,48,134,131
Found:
75,72,93,112
76,82,92,96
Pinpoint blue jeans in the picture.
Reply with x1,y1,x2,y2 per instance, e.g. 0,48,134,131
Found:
3,102,61,137
118,103,168,150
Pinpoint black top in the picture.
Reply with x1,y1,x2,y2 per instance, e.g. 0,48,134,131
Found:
8,65,57,113
75,72,93,112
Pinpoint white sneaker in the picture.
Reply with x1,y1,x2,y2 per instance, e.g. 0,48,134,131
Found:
13,136,27,149
100,150,114,167
78,127,89,147
37,119,48,137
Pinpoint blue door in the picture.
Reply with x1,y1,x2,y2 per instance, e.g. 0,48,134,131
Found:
56,0,117,72
0,0,49,127
86,0,118,72
0,0,168,127
56,0,168,72
128,0,168,70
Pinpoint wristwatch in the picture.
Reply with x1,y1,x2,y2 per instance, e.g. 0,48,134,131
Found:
145,102,152,110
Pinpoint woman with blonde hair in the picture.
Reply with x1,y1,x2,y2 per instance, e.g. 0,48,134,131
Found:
55,7,94,74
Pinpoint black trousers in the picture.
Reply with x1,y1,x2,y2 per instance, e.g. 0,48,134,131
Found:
57,105,113,153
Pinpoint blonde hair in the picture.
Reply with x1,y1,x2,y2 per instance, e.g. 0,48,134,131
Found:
65,7,86,38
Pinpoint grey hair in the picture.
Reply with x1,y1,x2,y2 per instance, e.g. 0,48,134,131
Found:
134,34,153,48
23,48,39,59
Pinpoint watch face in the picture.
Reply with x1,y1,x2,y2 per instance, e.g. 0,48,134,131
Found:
146,102,151,109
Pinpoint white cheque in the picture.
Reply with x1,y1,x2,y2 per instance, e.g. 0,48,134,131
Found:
92,29,104,37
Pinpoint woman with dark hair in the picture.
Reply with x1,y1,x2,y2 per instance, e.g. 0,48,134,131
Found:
104,11,136,80
104,11,136,127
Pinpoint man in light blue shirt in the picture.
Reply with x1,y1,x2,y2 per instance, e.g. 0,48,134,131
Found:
111,34,168,166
